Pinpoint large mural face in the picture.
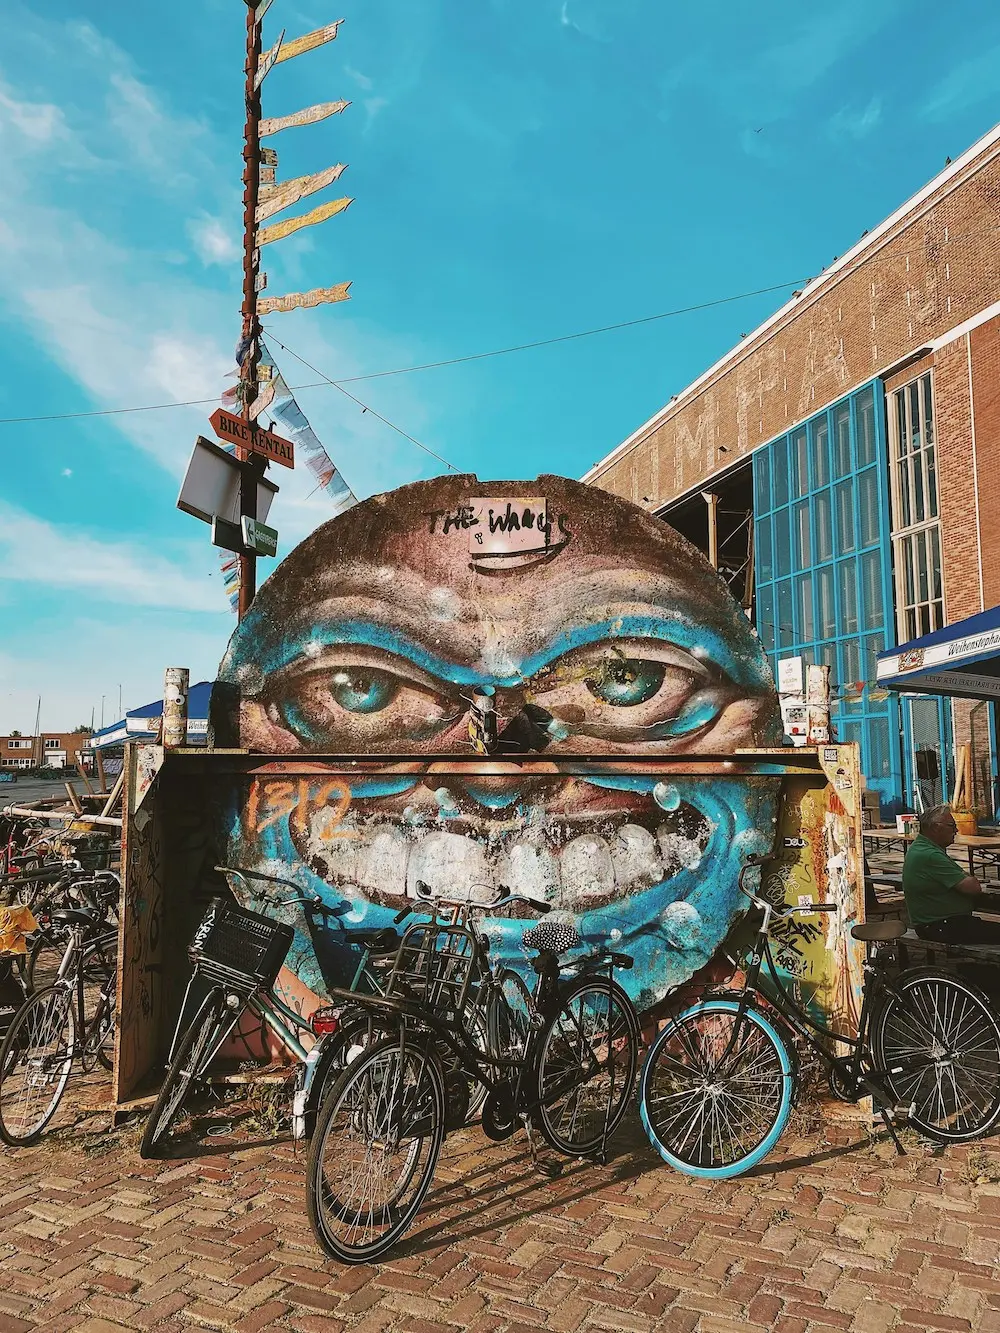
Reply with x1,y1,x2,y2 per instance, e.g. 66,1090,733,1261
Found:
214,475,782,1009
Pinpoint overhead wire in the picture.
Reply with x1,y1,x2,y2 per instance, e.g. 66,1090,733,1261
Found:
0,277,810,427
262,332,459,474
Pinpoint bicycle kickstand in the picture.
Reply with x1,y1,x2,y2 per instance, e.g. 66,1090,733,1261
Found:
878,1106,908,1157
520,1114,561,1179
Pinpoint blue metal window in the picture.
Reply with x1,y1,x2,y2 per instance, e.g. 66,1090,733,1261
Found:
753,381,903,812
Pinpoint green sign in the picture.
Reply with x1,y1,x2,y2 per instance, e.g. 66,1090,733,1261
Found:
241,516,278,558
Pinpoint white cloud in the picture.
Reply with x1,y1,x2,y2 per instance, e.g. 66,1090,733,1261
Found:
0,86,68,142
920,46,1000,123
188,215,240,266
0,500,224,613
829,96,882,141
345,65,374,91
0,618,229,734
61,468,72,477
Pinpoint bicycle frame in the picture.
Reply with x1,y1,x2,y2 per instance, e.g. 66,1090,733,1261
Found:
722,900,908,1105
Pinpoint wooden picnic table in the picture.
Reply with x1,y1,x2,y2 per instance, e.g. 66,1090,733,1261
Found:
862,827,1000,880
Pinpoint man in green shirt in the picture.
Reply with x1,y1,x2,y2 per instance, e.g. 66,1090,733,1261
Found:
903,805,1000,943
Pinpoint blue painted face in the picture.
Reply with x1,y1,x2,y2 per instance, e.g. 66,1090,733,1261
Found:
215,476,782,1009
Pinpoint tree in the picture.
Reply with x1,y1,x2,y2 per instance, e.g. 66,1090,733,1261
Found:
72,724,93,735
9,730,20,737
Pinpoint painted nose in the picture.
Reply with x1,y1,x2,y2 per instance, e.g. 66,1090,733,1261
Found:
423,761,561,811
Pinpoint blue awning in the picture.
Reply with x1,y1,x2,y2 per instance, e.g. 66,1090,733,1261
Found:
876,605,1000,700
87,681,214,749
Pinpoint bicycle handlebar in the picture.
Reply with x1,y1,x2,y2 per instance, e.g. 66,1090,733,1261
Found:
412,879,550,915
737,861,837,918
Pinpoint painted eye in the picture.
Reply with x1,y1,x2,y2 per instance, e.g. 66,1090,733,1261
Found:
586,659,669,708
329,668,399,714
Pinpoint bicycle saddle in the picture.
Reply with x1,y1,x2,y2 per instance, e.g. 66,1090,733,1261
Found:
350,928,399,954
522,920,581,954
50,908,99,927
851,920,906,942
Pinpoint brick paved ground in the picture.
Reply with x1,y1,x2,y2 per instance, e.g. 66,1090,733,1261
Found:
3,1088,1000,1333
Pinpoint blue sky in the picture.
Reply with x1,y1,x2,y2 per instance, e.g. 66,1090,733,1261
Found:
2,0,999,731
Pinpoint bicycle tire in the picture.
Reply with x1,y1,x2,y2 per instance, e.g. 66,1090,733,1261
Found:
871,968,1000,1142
26,929,68,994
0,986,76,1146
535,974,639,1157
639,998,793,1179
306,1036,445,1264
139,989,229,1159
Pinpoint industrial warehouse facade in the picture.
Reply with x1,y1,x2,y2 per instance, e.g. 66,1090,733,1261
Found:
585,122,1000,818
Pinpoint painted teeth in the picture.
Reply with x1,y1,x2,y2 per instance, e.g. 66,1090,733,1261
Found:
301,809,711,909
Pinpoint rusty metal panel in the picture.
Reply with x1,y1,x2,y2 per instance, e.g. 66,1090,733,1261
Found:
256,163,346,224
274,20,343,64
257,196,352,247
259,100,349,138
256,281,351,315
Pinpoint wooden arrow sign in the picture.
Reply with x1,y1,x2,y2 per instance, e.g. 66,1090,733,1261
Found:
275,20,343,64
209,408,295,469
257,282,351,315
259,101,349,138
254,29,285,90
257,196,352,246
260,147,279,168
256,164,346,224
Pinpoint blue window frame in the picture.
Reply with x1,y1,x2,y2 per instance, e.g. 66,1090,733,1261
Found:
753,381,903,812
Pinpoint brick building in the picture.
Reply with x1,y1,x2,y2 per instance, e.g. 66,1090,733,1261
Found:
585,121,1000,817
0,732,92,771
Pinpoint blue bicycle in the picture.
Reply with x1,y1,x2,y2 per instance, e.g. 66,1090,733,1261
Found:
639,857,1000,1178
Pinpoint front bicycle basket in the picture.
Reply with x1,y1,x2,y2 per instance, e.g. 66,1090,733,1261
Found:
386,923,479,1019
188,897,293,991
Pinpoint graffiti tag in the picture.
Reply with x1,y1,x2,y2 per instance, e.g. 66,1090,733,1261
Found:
247,777,355,839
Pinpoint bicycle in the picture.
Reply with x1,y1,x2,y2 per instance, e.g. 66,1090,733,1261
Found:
638,856,1000,1179
139,867,417,1158
0,906,119,1146
306,887,640,1264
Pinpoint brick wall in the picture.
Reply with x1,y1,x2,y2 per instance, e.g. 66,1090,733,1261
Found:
589,132,1000,510
971,316,1000,608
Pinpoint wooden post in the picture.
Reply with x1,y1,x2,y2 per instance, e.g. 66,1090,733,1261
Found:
95,746,107,795
75,754,94,795
64,782,83,816
162,668,190,750
238,3,263,621
100,771,126,820
702,492,720,569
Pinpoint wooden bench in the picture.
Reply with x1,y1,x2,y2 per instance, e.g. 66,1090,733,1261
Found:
898,928,1000,972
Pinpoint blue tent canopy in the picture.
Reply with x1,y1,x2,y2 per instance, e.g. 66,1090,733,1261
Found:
876,606,1000,700
89,681,214,749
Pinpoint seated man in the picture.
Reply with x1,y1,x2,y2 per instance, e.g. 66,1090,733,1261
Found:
902,805,1000,944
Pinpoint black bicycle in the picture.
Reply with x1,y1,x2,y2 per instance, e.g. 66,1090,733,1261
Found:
0,906,118,1146
306,886,640,1264
639,857,1000,1179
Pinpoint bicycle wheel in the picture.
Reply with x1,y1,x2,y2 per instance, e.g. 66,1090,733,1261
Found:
139,989,229,1159
639,998,794,1179
0,986,76,1146
307,1036,445,1263
81,982,117,1074
536,975,639,1157
872,969,1000,1142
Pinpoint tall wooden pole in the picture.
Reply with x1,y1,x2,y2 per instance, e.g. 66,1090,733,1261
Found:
238,3,263,621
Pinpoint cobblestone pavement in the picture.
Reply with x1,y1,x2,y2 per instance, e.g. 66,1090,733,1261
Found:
3,1093,1000,1333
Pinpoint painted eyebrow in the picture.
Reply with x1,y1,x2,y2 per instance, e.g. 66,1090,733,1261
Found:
239,614,766,691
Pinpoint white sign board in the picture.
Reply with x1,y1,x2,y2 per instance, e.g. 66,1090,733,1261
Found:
777,656,804,696
177,436,278,527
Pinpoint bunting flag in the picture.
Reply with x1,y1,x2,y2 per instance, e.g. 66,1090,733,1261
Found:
259,101,350,138
220,552,241,612
274,20,343,64
261,347,358,516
